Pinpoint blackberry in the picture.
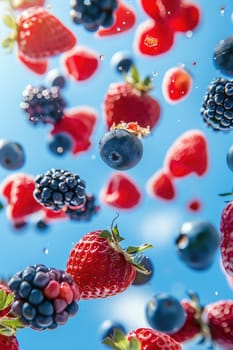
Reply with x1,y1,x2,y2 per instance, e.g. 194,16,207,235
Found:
200,77,233,131
20,85,66,125
8,264,80,331
33,168,86,211
65,194,100,221
70,0,118,32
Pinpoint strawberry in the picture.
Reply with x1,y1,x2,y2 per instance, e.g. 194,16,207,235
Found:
3,6,76,59
139,0,182,21
66,225,152,299
220,201,233,276
146,169,176,200
162,67,193,103
100,172,141,209
103,66,161,131
61,46,99,81
97,1,136,37
169,3,201,33
50,106,97,155
103,327,182,350
0,173,27,203
0,335,20,350
169,299,202,343
164,130,209,178
203,300,233,349
10,0,46,10
134,19,174,56
17,51,48,75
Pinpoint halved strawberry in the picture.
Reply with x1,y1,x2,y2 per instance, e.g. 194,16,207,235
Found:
146,169,176,200
50,106,97,155
164,130,209,178
61,46,99,81
17,50,48,75
162,67,193,103
100,172,141,209
134,19,174,56
97,1,136,37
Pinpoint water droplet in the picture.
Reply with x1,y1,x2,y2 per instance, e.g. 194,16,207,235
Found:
43,248,49,254
214,290,219,296
186,31,193,38
99,54,105,61
116,27,121,32
220,6,225,16
192,61,197,66
91,154,96,160
152,70,158,77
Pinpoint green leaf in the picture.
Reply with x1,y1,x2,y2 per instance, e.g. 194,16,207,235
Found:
112,225,124,242
129,337,141,350
99,230,112,239
126,243,153,255
218,192,233,196
143,76,152,87
0,290,13,311
2,14,17,30
130,66,140,84
0,317,24,329
0,201,4,210
102,329,130,350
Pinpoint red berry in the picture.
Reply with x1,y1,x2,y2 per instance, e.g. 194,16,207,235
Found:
50,106,97,155
162,67,192,103
220,201,233,276
134,19,174,56
0,334,20,350
164,130,209,178
44,280,60,299
169,3,201,33
59,282,74,304
17,51,48,75
146,169,176,200
97,1,136,37
61,46,99,81
187,199,202,212
100,172,141,209
139,0,182,21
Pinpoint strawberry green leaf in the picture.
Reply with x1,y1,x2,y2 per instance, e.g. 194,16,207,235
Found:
130,66,140,84
112,225,125,242
126,243,153,255
102,329,141,350
0,290,13,311
2,14,17,30
99,230,112,239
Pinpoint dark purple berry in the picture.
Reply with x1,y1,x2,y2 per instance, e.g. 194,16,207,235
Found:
132,255,154,286
47,133,73,156
213,35,233,76
0,140,25,170
111,51,134,74
46,69,66,89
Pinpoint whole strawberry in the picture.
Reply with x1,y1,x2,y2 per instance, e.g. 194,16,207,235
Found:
103,66,161,130
0,334,20,350
103,327,182,350
220,200,233,276
66,224,152,299
203,300,233,350
2,6,76,59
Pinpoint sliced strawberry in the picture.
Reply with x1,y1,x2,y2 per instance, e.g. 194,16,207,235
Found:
146,169,176,200
139,0,182,21
100,172,141,209
164,130,209,178
50,106,97,155
134,19,174,56
17,50,48,75
169,3,201,33
11,0,46,10
61,46,99,81
162,67,192,103
97,1,136,37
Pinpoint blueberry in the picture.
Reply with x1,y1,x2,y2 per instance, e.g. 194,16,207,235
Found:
213,35,233,76
111,51,134,74
99,129,143,170
46,69,66,89
175,221,220,270
0,140,25,170
132,255,154,286
99,320,127,341
145,293,186,333
47,133,73,156
35,219,49,231
227,144,233,171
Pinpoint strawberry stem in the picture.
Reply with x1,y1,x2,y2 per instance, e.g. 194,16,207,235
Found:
102,329,141,350
124,66,153,93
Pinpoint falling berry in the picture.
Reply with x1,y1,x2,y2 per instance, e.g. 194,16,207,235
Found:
162,67,192,103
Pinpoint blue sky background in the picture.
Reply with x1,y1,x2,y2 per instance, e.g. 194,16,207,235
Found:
0,0,233,349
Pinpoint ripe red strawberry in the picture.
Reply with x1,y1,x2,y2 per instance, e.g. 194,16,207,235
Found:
169,299,202,343
139,0,182,21
66,226,151,299
162,67,193,103
50,106,97,155
100,172,141,209
10,0,45,10
164,130,209,178
0,335,20,350
3,7,76,59
220,201,233,276
203,300,233,349
61,46,99,81
97,1,136,37
103,66,161,130
146,169,176,200
169,3,201,33
17,51,48,75
134,19,174,56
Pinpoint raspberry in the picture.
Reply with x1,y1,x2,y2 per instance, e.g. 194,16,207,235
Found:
200,77,233,131
33,168,86,211
20,85,66,125
65,194,100,221
8,264,79,330
70,0,118,32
